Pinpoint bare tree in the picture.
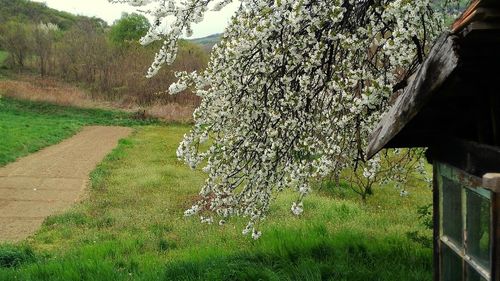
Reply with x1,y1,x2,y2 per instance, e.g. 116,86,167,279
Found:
0,20,32,70
33,23,58,77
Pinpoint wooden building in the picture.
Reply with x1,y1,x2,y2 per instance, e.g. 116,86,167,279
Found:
367,1,500,280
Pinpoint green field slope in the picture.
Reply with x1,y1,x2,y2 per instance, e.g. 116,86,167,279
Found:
0,100,433,280
0,97,156,166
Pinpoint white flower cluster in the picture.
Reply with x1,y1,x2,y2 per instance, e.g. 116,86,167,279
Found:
37,22,59,33
200,216,214,224
112,0,456,237
362,154,381,181
291,202,304,216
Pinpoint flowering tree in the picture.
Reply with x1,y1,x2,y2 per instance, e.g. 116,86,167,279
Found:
113,0,456,238
342,148,431,202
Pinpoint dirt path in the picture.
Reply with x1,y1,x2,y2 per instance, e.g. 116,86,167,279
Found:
0,126,132,242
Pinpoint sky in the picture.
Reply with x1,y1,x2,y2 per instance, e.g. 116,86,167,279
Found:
32,0,240,39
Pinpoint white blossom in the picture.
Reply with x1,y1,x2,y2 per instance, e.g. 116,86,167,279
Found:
251,229,262,240
113,0,458,236
363,155,381,180
184,204,201,216
37,22,59,33
200,216,214,224
291,202,304,216
242,222,253,235
168,81,187,94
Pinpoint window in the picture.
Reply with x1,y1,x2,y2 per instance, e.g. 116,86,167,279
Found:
467,264,488,281
466,189,491,270
442,243,463,280
437,162,492,281
442,177,463,245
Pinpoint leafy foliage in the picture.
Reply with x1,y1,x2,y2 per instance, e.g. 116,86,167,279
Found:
417,203,433,230
109,13,151,46
0,245,36,268
405,203,434,248
0,51,8,65
0,21,32,69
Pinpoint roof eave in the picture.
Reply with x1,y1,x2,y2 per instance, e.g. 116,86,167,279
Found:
366,33,460,159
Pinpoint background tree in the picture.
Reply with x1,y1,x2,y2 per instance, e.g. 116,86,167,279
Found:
109,13,150,46
33,22,59,77
0,0,208,111
0,20,32,70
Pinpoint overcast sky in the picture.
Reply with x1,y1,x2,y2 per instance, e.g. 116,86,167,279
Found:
32,0,239,39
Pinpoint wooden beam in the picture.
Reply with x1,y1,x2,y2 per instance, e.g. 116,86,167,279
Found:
452,1,481,33
428,139,500,178
366,33,460,159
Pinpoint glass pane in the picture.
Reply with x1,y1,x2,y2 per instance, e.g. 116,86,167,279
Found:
466,189,491,269
442,243,463,281
466,264,488,281
442,177,463,245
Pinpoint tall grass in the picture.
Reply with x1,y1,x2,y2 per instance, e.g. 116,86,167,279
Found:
0,123,433,280
0,76,196,122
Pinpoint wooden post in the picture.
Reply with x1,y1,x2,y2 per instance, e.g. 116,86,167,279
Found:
433,164,441,281
483,173,500,281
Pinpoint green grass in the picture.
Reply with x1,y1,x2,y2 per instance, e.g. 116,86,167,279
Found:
0,51,8,65
0,121,433,280
0,97,157,166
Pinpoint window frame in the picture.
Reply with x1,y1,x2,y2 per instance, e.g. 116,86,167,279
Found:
435,161,495,281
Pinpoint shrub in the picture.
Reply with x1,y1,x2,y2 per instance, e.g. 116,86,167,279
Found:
0,244,36,268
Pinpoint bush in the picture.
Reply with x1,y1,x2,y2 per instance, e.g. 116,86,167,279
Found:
0,244,36,268
1,14,209,107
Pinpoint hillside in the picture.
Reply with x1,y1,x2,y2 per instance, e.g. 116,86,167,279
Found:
190,33,222,50
0,0,106,29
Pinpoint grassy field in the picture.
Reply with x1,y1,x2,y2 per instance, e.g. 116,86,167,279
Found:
0,97,157,166
0,98,434,280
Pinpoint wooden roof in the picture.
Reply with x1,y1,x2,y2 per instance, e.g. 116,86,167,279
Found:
367,0,500,159
452,0,500,33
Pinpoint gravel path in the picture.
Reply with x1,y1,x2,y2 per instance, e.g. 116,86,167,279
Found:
0,126,132,242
